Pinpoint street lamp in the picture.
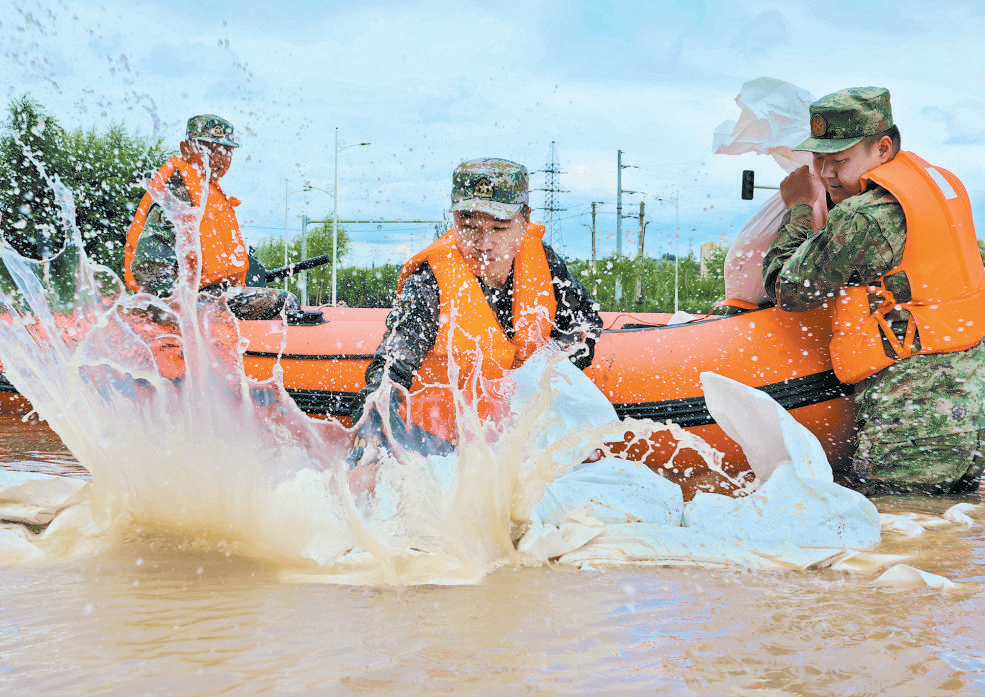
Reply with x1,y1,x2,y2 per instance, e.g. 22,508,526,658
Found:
653,190,680,312
297,183,334,306
283,180,312,291
332,128,371,306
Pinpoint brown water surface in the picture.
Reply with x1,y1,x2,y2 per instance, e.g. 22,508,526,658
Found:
1,414,984,696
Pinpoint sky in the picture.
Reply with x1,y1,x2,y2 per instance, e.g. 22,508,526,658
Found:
3,0,985,267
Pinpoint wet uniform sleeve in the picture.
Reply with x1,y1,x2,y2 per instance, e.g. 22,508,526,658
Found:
545,245,603,370
349,264,440,421
131,172,190,297
762,188,905,311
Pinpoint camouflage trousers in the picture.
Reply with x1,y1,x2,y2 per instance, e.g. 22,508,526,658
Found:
834,344,985,496
844,428,985,496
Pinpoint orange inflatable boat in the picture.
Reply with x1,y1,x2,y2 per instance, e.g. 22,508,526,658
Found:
0,302,857,498
237,304,858,498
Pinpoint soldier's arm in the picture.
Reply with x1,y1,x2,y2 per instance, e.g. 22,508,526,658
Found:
131,224,179,297
130,172,192,297
349,265,440,422
762,205,813,305
765,192,904,311
546,246,603,370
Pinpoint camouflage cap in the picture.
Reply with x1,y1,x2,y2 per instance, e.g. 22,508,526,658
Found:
451,158,529,219
185,114,240,148
794,87,894,153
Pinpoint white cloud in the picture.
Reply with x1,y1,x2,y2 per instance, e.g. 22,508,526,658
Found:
5,0,985,261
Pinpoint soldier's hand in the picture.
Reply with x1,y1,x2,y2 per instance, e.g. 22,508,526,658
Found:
780,165,822,209
346,410,387,498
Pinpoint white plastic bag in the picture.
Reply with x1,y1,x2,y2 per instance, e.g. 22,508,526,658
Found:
722,192,789,306
714,77,819,306
713,77,816,167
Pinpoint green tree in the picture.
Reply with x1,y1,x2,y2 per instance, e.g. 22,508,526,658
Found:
569,248,727,314
60,123,170,271
0,96,66,259
253,222,352,301
336,265,400,307
0,95,170,273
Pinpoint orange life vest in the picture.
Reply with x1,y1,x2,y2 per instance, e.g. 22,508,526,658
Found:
124,156,248,293
829,150,985,383
396,223,557,442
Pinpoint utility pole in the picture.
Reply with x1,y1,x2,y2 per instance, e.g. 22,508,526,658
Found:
616,150,639,256
637,200,645,257
283,179,289,289
616,150,624,256
300,214,309,305
332,127,371,306
590,201,603,265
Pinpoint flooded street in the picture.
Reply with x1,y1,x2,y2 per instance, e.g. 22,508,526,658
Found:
1,415,984,696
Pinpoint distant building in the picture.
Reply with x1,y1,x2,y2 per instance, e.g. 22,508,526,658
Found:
700,241,721,277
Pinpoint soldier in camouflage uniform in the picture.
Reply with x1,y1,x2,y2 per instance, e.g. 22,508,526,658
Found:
129,114,299,321
763,87,985,495
347,158,602,467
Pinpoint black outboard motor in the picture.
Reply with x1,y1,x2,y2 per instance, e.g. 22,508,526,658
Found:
245,251,335,325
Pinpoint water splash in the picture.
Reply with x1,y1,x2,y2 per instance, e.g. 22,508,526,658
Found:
0,164,728,585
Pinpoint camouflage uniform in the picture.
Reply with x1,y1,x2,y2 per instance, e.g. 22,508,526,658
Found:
130,115,299,321
763,88,985,495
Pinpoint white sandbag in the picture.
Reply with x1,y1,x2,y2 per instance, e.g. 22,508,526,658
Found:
872,564,959,590
518,370,882,568
943,503,978,526
683,373,881,549
508,349,619,463
505,349,626,521
0,523,44,563
879,514,928,537
0,470,89,525
529,457,684,527
880,504,979,536
684,465,881,549
700,372,830,483
722,192,788,306
554,522,849,571
516,506,607,561
713,78,815,164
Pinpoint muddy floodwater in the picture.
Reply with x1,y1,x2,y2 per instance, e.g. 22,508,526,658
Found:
0,415,983,696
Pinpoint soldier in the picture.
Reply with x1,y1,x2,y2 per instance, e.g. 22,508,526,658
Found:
124,114,298,320
763,87,985,495
348,158,602,471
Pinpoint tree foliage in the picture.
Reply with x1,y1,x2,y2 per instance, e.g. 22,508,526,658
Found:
336,265,401,308
0,96,66,259
0,95,170,273
568,248,727,314
256,246,729,312
252,222,352,303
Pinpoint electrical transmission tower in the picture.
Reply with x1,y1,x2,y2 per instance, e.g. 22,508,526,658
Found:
539,141,567,251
